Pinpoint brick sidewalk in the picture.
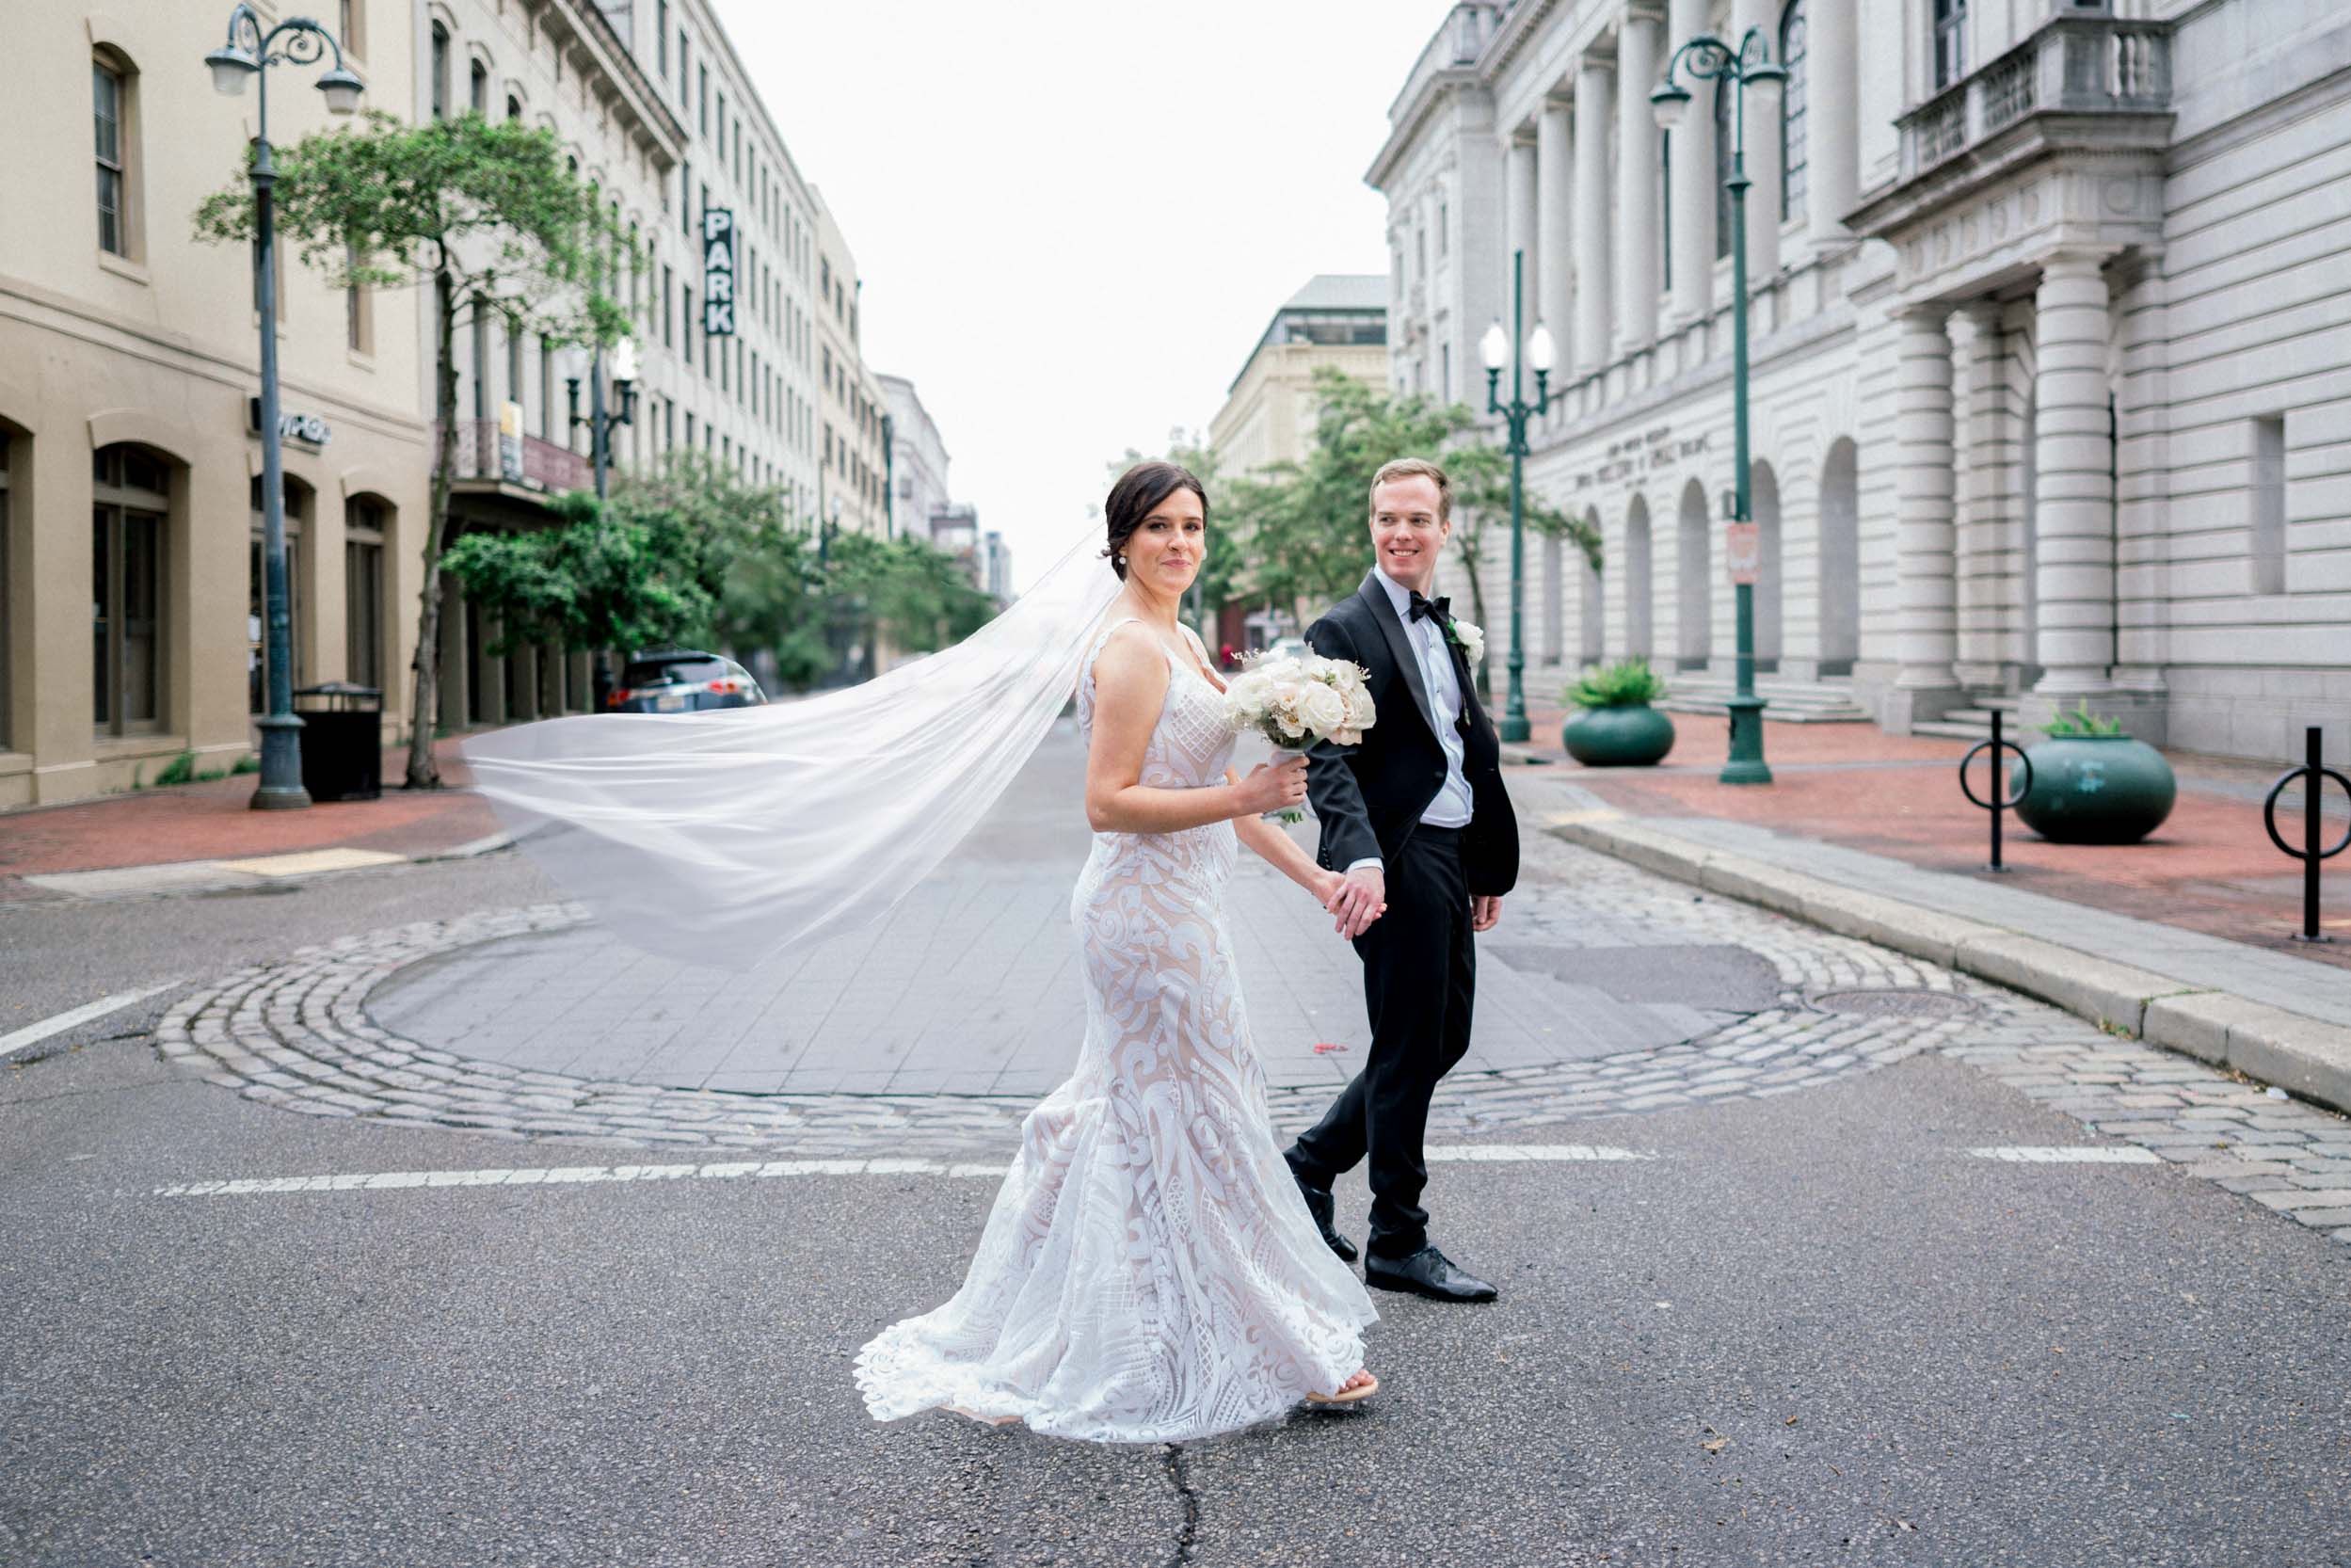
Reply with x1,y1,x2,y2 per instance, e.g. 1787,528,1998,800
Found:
0,738,494,887
1511,698,2351,970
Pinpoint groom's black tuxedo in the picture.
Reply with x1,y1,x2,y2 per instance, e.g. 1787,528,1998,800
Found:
1302,572,1518,896
1288,569,1520,1261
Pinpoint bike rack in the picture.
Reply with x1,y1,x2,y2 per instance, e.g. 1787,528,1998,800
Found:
1959,710,2034,872
2263,725,2351,943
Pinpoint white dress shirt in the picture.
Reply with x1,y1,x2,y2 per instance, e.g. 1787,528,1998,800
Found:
1347,568,1475,873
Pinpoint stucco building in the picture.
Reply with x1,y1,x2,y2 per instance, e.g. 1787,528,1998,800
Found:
1377,0,2351,758
880,373,950,543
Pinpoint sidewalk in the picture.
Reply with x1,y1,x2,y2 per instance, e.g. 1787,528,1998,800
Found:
0,739,499,901
1504,703,2351,1119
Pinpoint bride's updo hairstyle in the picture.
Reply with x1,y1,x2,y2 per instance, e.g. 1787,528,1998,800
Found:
1102,461,1209,581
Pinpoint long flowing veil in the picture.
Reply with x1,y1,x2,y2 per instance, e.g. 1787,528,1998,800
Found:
462,525,1124,969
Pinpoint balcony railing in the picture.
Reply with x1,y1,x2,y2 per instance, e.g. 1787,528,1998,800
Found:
440,419,594,496
1897,14,2171,183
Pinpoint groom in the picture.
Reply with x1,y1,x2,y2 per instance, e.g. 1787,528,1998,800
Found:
1286,457,1519,1304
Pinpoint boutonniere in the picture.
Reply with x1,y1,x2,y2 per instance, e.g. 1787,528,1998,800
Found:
1446,617,1485,665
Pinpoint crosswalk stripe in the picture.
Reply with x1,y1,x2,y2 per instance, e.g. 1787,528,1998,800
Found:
1966,1145,2162,1164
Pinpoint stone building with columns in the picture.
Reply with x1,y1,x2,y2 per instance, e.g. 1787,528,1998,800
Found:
1376,0,2351,760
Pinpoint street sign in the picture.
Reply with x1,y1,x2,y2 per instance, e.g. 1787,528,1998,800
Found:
1725,520,1761,585
701,207,736,337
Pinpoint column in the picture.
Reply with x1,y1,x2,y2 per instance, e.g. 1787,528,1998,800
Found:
1888,306,1959,730
2112,255,2170,712
1666,0,1714,329
1806,0,1858,245
1574,56,1614,376
1952,300,2011,685
2031,250,2117,700
1537,97,1575,372
1614,5,1663,354
1734,0,1782,281
1506,134,1540,330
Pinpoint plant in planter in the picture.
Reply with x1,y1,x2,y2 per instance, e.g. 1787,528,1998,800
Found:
1561,660,1676,767
2014,701,2177,844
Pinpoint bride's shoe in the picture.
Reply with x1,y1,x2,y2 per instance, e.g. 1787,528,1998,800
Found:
945,1404,1022,1427
1303,1370,1379,1407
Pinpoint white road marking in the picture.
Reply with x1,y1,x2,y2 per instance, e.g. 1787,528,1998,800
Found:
151,1144,1662,1199
1,980,183,1062
1967,1145,2163,1164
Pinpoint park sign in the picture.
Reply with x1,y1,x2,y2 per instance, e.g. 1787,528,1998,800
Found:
702,207,736,337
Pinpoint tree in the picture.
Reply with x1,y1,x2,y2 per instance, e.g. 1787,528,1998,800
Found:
826,532,996,659
1221,367,1600,692
197,112,628,788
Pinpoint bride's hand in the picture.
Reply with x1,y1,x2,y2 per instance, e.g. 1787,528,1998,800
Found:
1235,756,1308,817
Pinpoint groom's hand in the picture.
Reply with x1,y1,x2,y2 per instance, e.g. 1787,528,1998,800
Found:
1327,867,1385,939
1471,894,1502,933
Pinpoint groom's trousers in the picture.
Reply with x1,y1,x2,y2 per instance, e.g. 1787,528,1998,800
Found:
1287,824,1475,1260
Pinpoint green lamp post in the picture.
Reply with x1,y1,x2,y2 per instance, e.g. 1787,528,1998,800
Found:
1653,28,1784,786
1480,249,1556,745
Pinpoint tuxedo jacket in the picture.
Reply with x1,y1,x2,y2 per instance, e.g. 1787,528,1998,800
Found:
1302,571,1519,898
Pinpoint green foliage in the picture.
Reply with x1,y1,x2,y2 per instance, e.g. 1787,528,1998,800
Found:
2039,701,2126,739
1566,659,1668,709
231,754,261,776
151,751,198,789
825,531,998,658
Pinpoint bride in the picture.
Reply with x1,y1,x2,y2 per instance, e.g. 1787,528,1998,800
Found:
853,461,1381,1441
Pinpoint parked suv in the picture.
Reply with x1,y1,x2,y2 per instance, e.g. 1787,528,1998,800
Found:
608,650,768,713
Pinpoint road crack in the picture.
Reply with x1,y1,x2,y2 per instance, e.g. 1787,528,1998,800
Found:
1161,1443,1200,1567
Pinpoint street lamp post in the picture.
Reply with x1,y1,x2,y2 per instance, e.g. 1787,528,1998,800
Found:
205,5,363,810
565,336,639,502
1479,251,1556,744
1653,29,1784,786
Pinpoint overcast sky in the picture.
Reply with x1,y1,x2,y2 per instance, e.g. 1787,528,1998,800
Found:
710,0,1451,591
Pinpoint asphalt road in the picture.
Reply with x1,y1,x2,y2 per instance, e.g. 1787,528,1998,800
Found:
5,817,2350,1565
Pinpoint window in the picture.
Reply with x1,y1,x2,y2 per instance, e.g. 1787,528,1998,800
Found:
505,313,522,421
716,90,726,152
345,499,387,692
506,92,521,121
92,445,168,733
684,285,696,370
678,30,689,105
469,57,488,117
338,0,363,60
656,0,668,72
538,336,554,441
470,299,489,420
248,476,307,714
680,160,692,239
1781,0,1809,222
1438,200,1448,257
1715,80,1733,261
664,396,675,452
698,64,708,135
662,263,674,347
94,57,128,256
344,240,371,353
1931,0,1966,90
685,410,696,451
429,23,449,120
2252,415,2287,595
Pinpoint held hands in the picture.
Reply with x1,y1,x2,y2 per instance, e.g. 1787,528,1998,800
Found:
1235,756,1309,817
1472,893,1503,933
1324,866,1386,939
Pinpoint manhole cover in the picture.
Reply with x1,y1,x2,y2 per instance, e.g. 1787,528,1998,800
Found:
1807,987,1977,1019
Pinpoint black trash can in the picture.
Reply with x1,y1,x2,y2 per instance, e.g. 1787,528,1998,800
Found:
291,682,384,802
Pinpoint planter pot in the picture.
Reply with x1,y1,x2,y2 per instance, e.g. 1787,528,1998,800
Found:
1562,703,1676,767
2015,735,2177,844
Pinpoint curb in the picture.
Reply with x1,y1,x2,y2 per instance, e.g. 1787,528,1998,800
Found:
12,829,514,903
1545,808,2351,1120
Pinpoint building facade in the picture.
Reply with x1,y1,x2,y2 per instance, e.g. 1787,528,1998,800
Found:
0,4,434,806
1376,0,2351,760
814,200,889,540
880,373,950,544
1207,274,1391,649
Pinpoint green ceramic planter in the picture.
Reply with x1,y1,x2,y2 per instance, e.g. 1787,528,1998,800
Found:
1562,703,1676,767
2015,735,2177,844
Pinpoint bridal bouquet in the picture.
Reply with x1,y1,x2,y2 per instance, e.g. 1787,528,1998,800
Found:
1223,648,1376,751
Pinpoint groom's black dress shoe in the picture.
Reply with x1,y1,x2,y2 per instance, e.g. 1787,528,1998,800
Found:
1364,1246,1498,1304
1293,1177,1358,1263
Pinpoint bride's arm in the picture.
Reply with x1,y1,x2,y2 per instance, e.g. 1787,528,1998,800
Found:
1086,627,1302,834
1228,776,1344,903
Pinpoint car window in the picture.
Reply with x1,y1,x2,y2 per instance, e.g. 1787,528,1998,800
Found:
621,656,726,686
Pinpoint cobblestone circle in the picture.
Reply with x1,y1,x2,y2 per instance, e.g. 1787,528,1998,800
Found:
151,835,2351,1243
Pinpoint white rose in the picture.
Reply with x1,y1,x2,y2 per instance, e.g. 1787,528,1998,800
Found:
1297,682,1347,739
1342,684,1377,730
1275,711,1307,739
1452,619,1485,664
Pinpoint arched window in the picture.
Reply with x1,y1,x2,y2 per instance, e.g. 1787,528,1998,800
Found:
468,56,488,117
1713,77,1733,261
93,444,170,733
344,497,389,693
505,92,521,121
93,51,135,257
429,23,449,120
1781,0,1809,223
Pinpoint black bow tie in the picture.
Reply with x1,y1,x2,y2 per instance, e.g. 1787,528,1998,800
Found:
1407,591,1450,625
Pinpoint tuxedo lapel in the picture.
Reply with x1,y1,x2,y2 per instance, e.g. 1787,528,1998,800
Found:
1360,572,1438,740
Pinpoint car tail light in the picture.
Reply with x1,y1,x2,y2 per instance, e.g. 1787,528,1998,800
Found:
606,689,629,709
705,679,742,695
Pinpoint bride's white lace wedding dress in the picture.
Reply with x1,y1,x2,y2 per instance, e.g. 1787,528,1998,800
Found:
855,617,1377,1444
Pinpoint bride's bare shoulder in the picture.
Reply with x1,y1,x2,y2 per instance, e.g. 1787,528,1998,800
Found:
1092,621,1170,690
